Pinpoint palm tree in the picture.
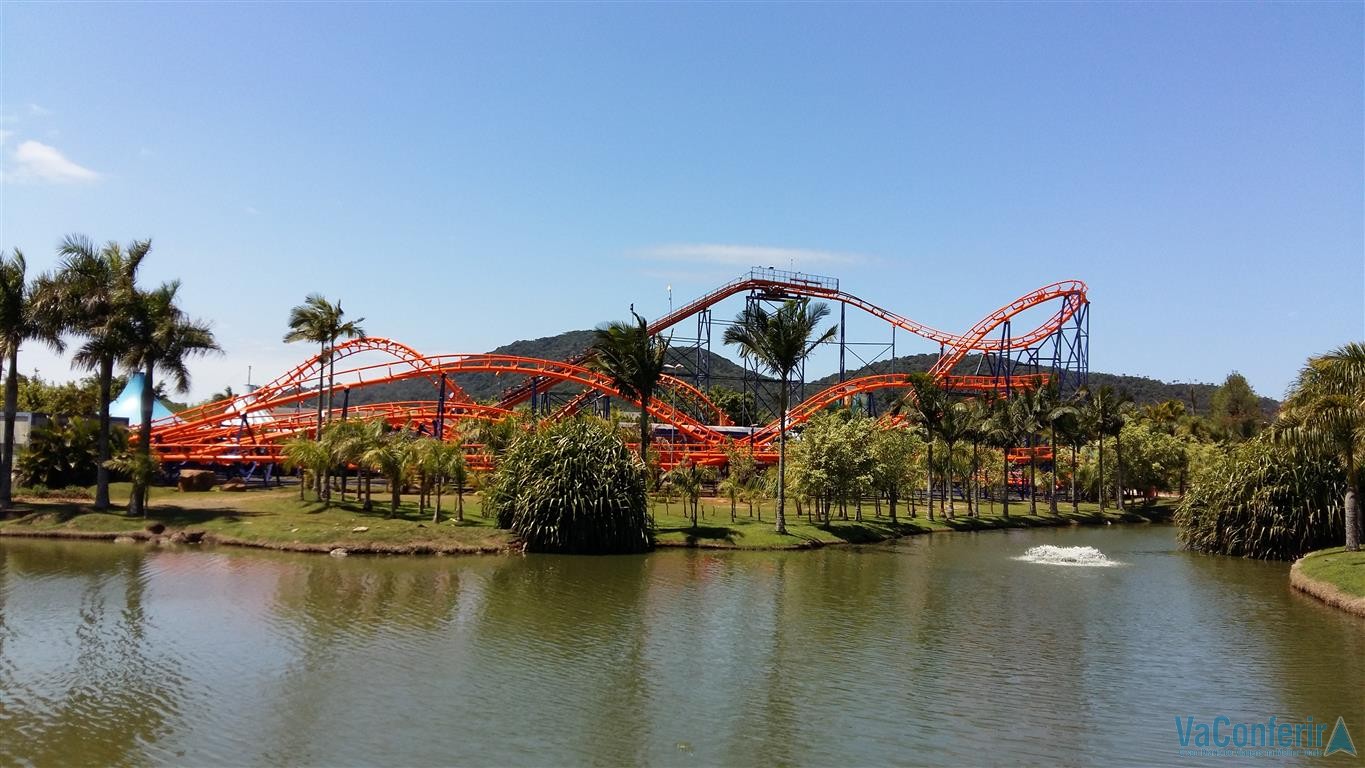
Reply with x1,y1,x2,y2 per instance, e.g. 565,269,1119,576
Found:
52,235,149,511
0,251,65,509
1275,342,1365,551
121,282,220,516
900,373,949,520
1082,386,1128,510
588,310,669,465
961,397,993,517
283,294,364,495
937,401,972,519
282,436,329,502
723,299,837,534
1040,384,1079,516
362,432,414,518
1010,388,1047,515
283,294,365,436
985,395,1021,518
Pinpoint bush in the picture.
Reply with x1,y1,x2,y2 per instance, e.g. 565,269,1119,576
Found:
1176,437,1345,560
485,417,651,554
16,420,127,489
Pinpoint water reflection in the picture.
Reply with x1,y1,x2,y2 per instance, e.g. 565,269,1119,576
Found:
0,528,1361,767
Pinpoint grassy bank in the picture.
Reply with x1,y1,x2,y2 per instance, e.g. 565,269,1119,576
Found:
0,482,1173,555
1291,548,1365,618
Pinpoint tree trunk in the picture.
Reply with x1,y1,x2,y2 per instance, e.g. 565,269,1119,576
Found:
926,442,935,521
946,444,956,519
95,357,114,511
389,480,400,518
1097,438,1106,510
130,361,156,517
775,380,788,534
1002,448,1010,518
1345,486,1360,552
1029,434,1038,516
1071,442,1079,514
0,343,17,509
639,395,651,467
1048,423,1059,516
433,475,442,523
315,342,326,500
1115,432,1125,512
889,488,898,522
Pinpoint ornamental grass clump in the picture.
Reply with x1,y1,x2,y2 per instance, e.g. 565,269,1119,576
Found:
1176,437,1345,560
486,417,652,554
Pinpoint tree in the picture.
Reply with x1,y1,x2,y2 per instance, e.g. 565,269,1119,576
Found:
0,250,65,509
51,235,149,511
871,425,921,522
283,294,366,495
1082,386,1129,510
120,282,220,516
282,436,330,502
900,374,949,520
667,459,709,528
361,432,416,518
1041,385,1080,516
588,310,669,465
1210,372,1264,440
710,386,759,426
936,402,972,519
1274,343,1365,551
1011,388,1046,515
723,299,837,534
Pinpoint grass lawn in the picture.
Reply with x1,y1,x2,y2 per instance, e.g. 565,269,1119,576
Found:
649,496,1174,549
1296,547,1365,599
0,481,1176,554
0,482,513,554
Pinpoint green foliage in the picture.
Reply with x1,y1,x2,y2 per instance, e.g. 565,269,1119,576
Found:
17,420,127,489
486,417,651,554
589,310,669,462
710,386,758,425
1176,437,1345,560
1210,372,1264,440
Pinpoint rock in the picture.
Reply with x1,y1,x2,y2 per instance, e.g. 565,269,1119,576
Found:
168,531,188,544
146,523,166,535
177,469,218,492
183,531,205,544
329,547,349,557
351,526,369,533
113,535,137,544
220,481,247,492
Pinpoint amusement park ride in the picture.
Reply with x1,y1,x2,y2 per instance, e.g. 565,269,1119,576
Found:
145,268,1089,477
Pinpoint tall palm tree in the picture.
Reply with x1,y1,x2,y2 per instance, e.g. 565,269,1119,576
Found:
283,294,364,497
121,282,220,516
985,396,1017,517
0,251,66,509
52,235,149,511
1275,342,1365,551
900,373,949,520
723,299,837,534
937,401,972,519
588,310,669,465
283,294,366,438
1041,384,1079,516
961,397,993,517
1012,388,1047,515
1082,386,1128,510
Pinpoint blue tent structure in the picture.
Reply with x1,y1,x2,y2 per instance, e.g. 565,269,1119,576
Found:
109,372,176,426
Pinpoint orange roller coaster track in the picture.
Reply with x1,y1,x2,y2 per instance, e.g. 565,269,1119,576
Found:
147,270,1088,471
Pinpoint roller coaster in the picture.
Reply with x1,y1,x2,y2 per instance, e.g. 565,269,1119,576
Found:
146,268,1088,473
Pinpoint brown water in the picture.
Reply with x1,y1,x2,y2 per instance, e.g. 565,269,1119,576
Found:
0,526,1360,767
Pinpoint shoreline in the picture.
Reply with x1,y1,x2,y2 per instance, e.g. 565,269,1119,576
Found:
0,500,1171,557
1289,550,1365,619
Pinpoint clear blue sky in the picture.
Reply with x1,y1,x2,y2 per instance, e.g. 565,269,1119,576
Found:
2,2,1361,402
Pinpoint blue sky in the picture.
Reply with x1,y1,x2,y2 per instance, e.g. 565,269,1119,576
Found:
1,2,1361,402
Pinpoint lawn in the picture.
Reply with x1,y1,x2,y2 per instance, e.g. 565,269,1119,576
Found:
0,481,1176,554
1296,547,1365,599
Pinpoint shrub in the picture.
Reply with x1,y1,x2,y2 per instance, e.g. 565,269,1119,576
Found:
485,417,651,554
1176,437,1345,560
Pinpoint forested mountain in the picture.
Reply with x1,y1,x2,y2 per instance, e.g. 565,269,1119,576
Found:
348,328,1279,416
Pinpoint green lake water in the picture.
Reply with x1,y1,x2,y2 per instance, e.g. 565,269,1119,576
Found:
1,525,1361,767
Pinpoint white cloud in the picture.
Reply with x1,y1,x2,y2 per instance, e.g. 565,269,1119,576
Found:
4,140,100,183
27,104,51,117
244,205,260,216
637,242,866,269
